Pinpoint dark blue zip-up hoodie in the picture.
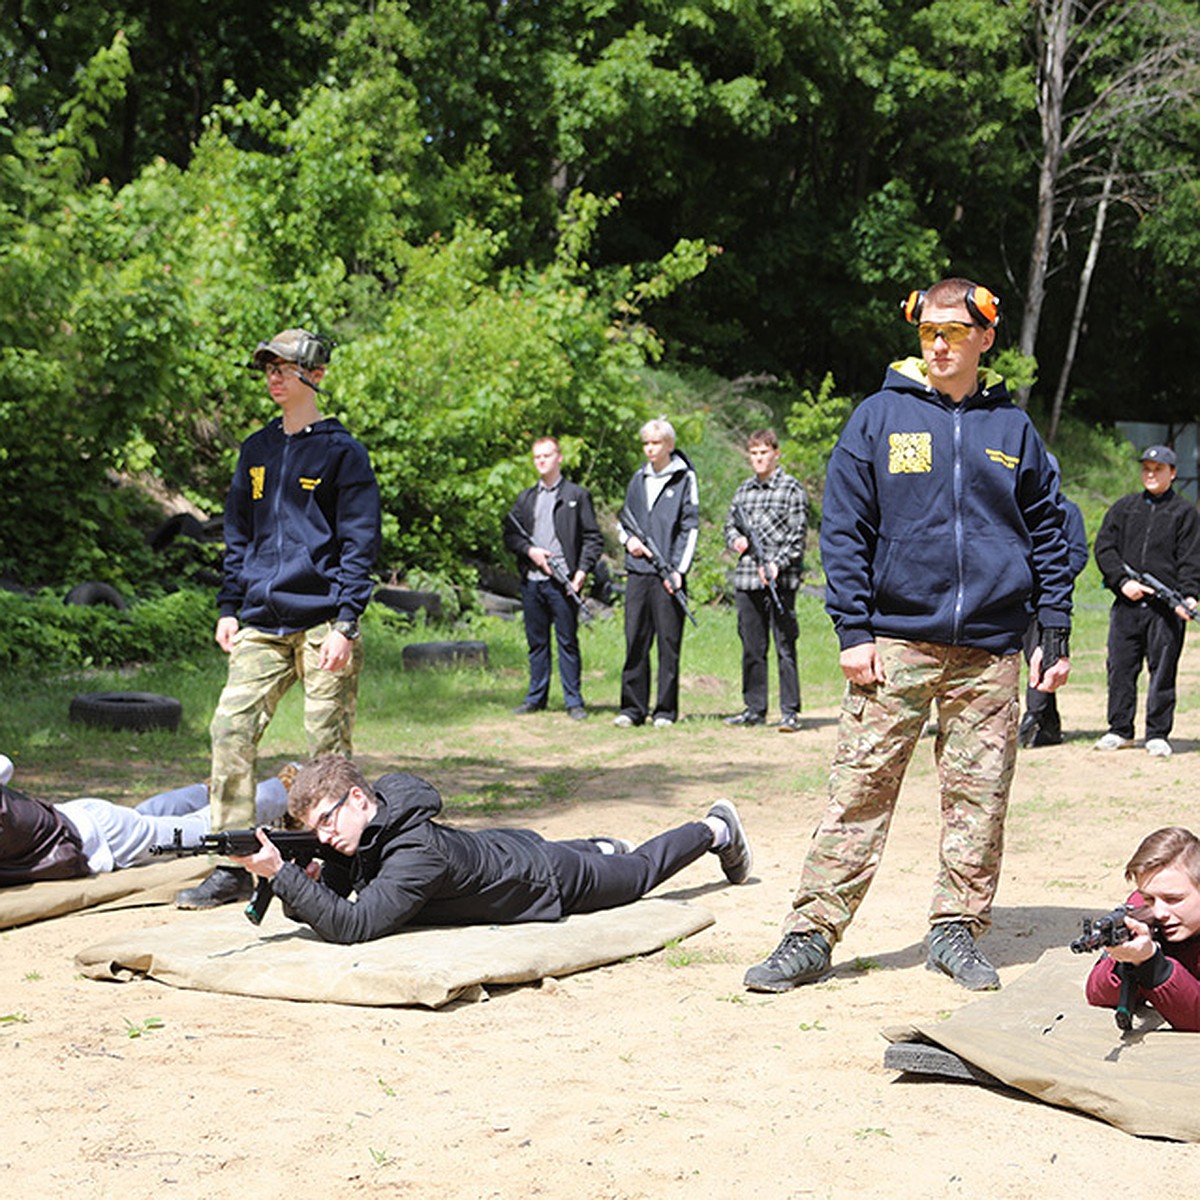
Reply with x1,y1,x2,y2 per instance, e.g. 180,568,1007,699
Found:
217,416,381,633
820,358,1073,655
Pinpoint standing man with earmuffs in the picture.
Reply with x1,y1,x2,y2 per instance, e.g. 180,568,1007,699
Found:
176,328,381,910
744,278,1074,994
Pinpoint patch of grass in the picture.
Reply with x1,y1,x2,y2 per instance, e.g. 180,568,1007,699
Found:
123,1016,165,1038
847,957,880,973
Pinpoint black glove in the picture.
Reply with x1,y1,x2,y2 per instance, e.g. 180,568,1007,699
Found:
1038,626,1070,671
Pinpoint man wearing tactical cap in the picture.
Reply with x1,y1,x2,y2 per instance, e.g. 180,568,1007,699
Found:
176,327,381,910
1094,444,1200,758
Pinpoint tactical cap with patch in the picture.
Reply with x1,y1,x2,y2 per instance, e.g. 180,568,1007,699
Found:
1139,444,1176,467
251,328,329,370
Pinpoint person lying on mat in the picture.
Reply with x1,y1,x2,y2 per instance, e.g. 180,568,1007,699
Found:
228,753,752,944
1086,826,1200,1031
0,754,293,886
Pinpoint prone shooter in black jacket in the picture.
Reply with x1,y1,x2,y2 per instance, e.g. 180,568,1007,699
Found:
231,755,752,943
1093,444,1200,757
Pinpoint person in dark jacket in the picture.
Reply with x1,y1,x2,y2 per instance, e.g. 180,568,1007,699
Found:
1086,826,1200,1031
230,754,753,944
1018,461,1091,747
614,419,700,728
503,437,604,720
744,278,1074,996
1092,445,1200,758
177,328,381,911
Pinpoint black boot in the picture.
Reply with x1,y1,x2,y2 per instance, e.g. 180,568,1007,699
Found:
174,866,253,909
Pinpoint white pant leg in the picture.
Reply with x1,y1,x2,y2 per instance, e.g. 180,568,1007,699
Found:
57,799,212,872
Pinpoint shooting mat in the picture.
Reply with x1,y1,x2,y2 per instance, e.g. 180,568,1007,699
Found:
884,947,1200,1141
74,898,715,1008
0,857,210,931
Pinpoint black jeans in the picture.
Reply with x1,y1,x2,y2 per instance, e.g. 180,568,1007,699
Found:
1105,600,1186,740
735,586,800,717
620,572,685,722
545,822,713,914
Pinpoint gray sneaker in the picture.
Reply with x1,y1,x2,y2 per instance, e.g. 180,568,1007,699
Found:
925,921,1000,991
743,930,832,992
706,799,752,884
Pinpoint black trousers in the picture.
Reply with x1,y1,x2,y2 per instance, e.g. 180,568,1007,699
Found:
620,572,686,722
545,822,713,915
1106,601,1186,740
735,587,800,717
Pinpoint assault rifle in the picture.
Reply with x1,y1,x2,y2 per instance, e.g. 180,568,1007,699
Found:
617,505,699,628
1069,904,1136,954
152,827,341,926
1070,903,1156,1031
729,500,786,617
504,512,594,622
1121,562,1199,622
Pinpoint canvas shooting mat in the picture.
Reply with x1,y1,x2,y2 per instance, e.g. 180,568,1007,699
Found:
75,898,715,1008
0,858,210,931
884,947,1200,1141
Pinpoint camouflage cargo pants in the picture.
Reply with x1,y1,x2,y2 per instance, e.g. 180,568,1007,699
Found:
784,637,1020,944
209,623,363,830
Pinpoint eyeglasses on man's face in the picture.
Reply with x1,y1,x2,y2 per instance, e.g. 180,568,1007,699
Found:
262,360,297,378
917,321,979,346
312,789,351,832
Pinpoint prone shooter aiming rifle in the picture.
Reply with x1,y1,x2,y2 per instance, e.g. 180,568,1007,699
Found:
1070,903,1156,1031
1121,562,1199,622
152,827,348,926
617,505,699,628
504,512,594,622
729,500,787,618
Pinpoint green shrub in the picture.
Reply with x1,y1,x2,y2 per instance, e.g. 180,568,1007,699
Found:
0,587,214,670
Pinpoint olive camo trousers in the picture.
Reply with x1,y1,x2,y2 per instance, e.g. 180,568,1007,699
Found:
783,638,1020,943
209,623,363,830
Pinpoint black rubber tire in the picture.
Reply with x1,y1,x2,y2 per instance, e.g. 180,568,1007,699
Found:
64,581,128,610
401,640,489,669
69,691,183,733
373,586,444,620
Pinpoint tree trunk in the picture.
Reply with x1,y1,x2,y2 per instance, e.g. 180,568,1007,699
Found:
1048,162,1117,444
1016,0,1071,410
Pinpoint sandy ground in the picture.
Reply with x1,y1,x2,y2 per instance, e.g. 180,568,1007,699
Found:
4,644,1200,1199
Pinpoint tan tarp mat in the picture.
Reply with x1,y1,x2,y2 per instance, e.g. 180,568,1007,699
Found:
75,898,715,1009
0,858,210,931
886,947,1200,1141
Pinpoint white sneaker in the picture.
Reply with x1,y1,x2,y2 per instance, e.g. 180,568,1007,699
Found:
1146,738,1173,758
1094,733,1135,751
0,754,13,785
613,714,635,728
653,716,675,728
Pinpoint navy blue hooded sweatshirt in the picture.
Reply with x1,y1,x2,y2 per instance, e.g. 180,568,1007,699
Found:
820,359,1073,655
217,416,381,633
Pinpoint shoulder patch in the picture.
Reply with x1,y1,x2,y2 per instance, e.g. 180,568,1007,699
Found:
985,448,1019,470
249,465,266,500
888,432,932,474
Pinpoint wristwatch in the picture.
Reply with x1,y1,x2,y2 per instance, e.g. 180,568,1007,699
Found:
332,618,361,640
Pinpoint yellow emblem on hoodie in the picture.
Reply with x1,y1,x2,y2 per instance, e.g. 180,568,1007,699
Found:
888,432,932,474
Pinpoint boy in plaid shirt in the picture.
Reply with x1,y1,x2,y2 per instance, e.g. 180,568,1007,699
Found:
723,430,808,731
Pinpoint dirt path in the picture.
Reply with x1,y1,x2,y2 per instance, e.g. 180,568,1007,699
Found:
4,645,1200,1197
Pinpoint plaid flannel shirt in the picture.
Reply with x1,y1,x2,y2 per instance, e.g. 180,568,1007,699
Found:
724,468,808,592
